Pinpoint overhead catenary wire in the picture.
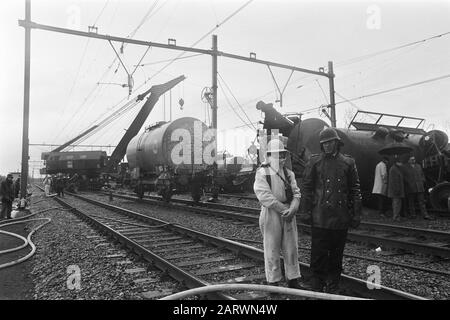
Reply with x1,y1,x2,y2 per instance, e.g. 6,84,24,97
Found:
335,73,450,105
217,72,256,130
217,78,253,130
69,0,255,146
54,0,162,143
143,0,254,83
53,0,111,143
335,31,450,67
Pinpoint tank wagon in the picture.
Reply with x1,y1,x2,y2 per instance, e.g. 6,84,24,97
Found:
126,117,215,201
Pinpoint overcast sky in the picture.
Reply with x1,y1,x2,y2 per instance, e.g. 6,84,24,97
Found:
1,0,449,175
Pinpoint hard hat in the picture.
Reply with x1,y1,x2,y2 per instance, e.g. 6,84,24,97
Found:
319,127,342,144
266,138,289,154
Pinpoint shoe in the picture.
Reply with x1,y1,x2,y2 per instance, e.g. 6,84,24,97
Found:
288,278,312,290
267,281,280,287
423,214,435,220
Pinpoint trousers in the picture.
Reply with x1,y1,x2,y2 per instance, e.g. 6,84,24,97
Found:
259,208,301,283
44,185,50,196
392,198,402,219
406,192,428,217
1,200,12,219
310,227,348,290
375,194,389,214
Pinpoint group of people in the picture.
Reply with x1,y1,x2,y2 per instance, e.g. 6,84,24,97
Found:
43,173,67,197
0,174,22,220
372,155,433,221
254,127,362,294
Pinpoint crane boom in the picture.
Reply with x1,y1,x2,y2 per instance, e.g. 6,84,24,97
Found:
106,75,186,173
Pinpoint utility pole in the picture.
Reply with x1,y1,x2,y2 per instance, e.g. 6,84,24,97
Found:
328,61,336,128
211,35,218,130
20,0,31,206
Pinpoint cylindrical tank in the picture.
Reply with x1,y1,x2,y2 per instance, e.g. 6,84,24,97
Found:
287,118,439,198
127,117,211,174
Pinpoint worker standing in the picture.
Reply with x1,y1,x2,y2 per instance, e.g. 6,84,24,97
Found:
300,127,362,294
388,156,405,222
43,175,52,196
403,156,434,220
1,174,15,220
372,157,389,218
254,138,307,290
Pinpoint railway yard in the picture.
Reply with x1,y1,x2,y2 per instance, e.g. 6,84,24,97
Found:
2,0,450,308
1,185,448,301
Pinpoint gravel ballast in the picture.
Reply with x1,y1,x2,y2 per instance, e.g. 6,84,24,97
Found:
85,192,449,300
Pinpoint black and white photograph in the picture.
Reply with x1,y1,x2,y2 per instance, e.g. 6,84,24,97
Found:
0,0,449,307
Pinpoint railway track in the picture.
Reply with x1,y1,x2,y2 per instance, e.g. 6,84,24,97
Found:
36,186,425,300
108,191,450,261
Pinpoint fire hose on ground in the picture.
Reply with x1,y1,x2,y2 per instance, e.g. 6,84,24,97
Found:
0,206,64,270
159,283,368,300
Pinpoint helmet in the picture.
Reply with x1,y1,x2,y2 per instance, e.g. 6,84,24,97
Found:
319,127,341,144
266,138,289,154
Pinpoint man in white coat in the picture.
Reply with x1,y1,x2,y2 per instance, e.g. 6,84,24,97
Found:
43,175,52,197
372,157,389,217
254,138,307,289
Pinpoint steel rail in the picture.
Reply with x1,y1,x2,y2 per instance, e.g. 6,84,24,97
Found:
108,192,450,259
73,191,426,300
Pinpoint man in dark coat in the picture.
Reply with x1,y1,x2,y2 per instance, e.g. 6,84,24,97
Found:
403,156,433,220
300,127,362,293
1,174,15,219
388,157,405,221
55,174,66,197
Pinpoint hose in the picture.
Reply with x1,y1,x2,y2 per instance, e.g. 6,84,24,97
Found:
0,218,51,270
159,284,368,300
0,206,64,270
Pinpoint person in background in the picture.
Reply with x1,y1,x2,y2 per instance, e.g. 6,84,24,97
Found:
403,155,434,220
55,173,66,197
43,175,52,196
388,156,405,222
300,127,362,294
1,174,15,220
14,176,21,199
372,157,389,218
254,138,308,290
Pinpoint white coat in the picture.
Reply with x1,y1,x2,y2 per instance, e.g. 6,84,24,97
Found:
372,161,388,195
253,164,301,283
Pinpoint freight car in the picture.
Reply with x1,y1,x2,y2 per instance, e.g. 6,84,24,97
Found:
126,117,215,201
41,150,108,190
257,102,450,210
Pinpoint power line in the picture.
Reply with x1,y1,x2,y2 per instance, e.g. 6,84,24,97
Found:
218,72,256,130
336,31,450,67
138,53,204,67
336,73,450,105
144,0,254,82
54,1,162,144
218,78,255,131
